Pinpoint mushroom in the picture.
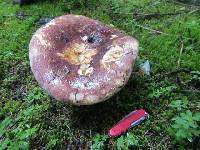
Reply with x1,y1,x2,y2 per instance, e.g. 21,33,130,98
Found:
29,15,139,105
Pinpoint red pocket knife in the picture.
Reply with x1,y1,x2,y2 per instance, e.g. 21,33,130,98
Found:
108,109,149,138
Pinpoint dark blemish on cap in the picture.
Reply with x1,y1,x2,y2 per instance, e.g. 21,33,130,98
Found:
45,72,56,84
87,32,102,43
63,66,70,74
87,36,95,43
60,33,69,43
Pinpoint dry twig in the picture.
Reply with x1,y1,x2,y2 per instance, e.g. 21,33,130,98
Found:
177,41,184,68
133,12,184,20
167,0,200,7
134,23,193,40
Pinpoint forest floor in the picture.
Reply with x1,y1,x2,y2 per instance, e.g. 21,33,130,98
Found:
0,0,200,149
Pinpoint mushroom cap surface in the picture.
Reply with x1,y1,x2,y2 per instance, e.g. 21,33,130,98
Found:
29,15,139,105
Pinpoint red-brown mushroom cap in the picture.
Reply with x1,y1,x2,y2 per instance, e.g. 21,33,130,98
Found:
29,15,139,105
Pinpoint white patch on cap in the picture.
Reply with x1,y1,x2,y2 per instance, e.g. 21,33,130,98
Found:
34,33,47,46
86,81,99,89
51,78,61,86
70,77,100,90
69,93,76,101
78,64,94,76
81,35,88,41
44,70,61,86
85,95,99,103
34,33,51,47
115,60,124,67
101,45,124,68
29,45,40,62
115,79,124,86
110,34,118,39
44,70,54,81
123,40,139,51
76,93,84,101
84,73,110,89
30,47,39,57
71,79,86,89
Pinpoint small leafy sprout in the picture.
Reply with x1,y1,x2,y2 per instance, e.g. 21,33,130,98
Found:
116,133,138,150
170,110,200,142
0,104,48,150
169,99,187,111
27,87,47,103
92,134,108,150
149,85,176,99
46,138,59,149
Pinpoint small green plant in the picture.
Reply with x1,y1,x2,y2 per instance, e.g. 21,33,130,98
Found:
149,85,176,99
169,99,187,111
115,133,138,150
1,100,21,116
27,87,47,103
0,104,48,150
169,110,200,142
169,98,200,143
0,117,37,150
46,138,59,149
92,134,108,150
